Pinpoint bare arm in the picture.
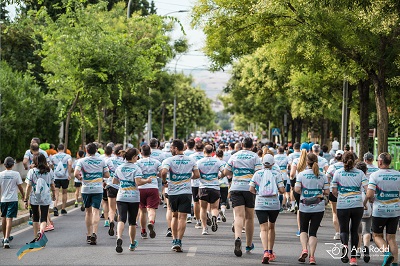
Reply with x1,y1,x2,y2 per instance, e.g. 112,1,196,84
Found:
366,188,375,203
74,168,81,180
135,177,152,186
192,169,200,179
290,165,297,179
224,169,232,177
332,187,338,198
249,186,256,194
17,184,25,200
294,186,301,194
160,168,168,183
23,158,29,170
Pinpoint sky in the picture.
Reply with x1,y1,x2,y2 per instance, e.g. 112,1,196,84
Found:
6,0,230,111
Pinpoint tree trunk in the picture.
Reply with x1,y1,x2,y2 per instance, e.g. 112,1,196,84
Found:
97,106,102,143
358,79,370,158
79,103,86,151
321,119,328,145
64,92,80,151
370,72,389,154
110,106,118,143
295,118,302,143
160,101,165,141
290,117,296,144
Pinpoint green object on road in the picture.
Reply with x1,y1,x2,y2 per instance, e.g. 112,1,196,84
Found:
16,233,48,260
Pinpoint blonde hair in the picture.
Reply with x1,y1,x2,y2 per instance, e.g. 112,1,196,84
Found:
297,149,308,173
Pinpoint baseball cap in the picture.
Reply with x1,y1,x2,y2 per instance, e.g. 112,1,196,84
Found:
262,154,275,165
335,150,344,156
363,152,374,161
4,157,15,167
300,142,310,152
163,142,171,151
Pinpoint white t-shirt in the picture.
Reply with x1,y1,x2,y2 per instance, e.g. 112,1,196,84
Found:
288,151,301,165
368,169,400,218
250,169,284,211
197,156,224,190
274,154,289,180
189,152,205,188
183,149,195,157
24,149,50,168
76,155,109,194
0,170,23,202
50,152,72,180
366,163,379,179
162,155,197,195
137,157,162,189
332,140,340,151
114,162,143,203
72,159,81,183
150,149,165,163
25,168,54,205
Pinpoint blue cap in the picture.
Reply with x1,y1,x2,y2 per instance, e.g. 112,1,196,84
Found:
300,142,309,151
308,142,314,151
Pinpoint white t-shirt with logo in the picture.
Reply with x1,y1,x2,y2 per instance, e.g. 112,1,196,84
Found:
0,170,23,202
366,163,379,179
76,156,109,194
114,162,143,203
250,169,284,211
24,149,50,167
150,149,165,163
25,168,54,205
50,152,72,179
197,156,224,190
189,152,205,188
137,157,162,189
274,154,289,180
162,155,197,196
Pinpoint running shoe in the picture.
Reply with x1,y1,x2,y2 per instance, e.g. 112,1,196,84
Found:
262,252,269,264
279,207,283,213
80,204,85,212
333,232,340,240
211,216,218,232
186,216,192,223
195,221,202,229
86,235,91,244
148,223,156,238
166,228,172,237
28,219,33,225
242,228,246,233
349,257,357,266
53,207,59,217
108,221,115,236
44,223,54,232
129,240,138,251
74,201,78,207
172,239,182,252
363,246,370,263
141,231,148,239
163,203,167,208
226,200,230,209
298,249,308,262
206,213,212,226
116,238,123,253
100,211,104,218
219,210,226,222
245,243,254,253
3,238,9,249
356,252,361,258
231,223,235,233
104,220,110,227
234,237,242,257
341,246,349,263
309,256,316,265
202,227,209,235
90,233,97,245
382,251,394,266
296,230,301,237
269,252,276,262
217,217,222,223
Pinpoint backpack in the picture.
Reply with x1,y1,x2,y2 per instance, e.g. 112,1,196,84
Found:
34,173,50,203
54,160,65,178
258,169,278,197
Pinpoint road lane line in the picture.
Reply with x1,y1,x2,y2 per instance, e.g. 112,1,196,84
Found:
187,247,197,257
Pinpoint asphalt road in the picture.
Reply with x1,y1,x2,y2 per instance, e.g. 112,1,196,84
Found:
0,204,395,265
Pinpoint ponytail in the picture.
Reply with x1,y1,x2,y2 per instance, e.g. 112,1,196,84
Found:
343,152,355,171
312,162,319,177
306,153,319,178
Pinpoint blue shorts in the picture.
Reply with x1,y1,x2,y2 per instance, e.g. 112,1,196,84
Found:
1,201,18,218
82,193,102,209
285,183,291,193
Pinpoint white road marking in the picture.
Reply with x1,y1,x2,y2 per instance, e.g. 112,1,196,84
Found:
187,246,197,257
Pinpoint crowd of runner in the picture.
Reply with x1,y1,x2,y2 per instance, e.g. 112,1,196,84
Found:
0,133,399,266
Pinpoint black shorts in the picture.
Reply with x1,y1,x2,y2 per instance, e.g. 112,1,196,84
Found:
372,216,399,234
220,187,229,205
168,194,192,213
164,192,169,199
102,189,108,201
192,187,200,202
74,182,82,188
230,190,256,208
299,211,324,237
54,179,69,189
255,210,280,224
328,192,337,203
199,188,220,204
290,178,296,188
107,187,118,198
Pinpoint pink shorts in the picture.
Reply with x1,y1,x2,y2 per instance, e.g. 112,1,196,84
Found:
139,188,160,209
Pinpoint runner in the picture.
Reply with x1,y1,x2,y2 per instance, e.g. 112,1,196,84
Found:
287,142,301,213
101,145,115,228
137,144,162,239
249,154,285,264
74,143,110,245
366,152,400,266
113,148,152,253
363,152,379,178
160,139,200,252
188,142,205,228
295,153,329,265
224,137,262,257
197,144,224,235
0,157,25,248
23,138,50,170
274,146,289,211
216,149,228,223
332,151,368,265
24,154,56,243
50,144,72,216
72,150,85,211
149,138,165,205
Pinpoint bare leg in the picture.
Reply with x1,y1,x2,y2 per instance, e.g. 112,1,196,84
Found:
245,207,255,247
200,200,208,229
129,225,136,244
140,208,148,230
92,208,100,234
234,206,245,240
177,212,188,239
85,207,93,236
309,236,318,257
62,188,68,210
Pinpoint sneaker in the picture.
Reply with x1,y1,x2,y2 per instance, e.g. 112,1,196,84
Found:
279,207,283,213
234,237,242,257
171,239,177,250
28,219,33,226
3,238,9,249
53,207,59,217
148,223,156,238
80,204,85,212
219,210,226,222
341,246,349,263
141,231,148,239
129,240,138,251
245,243,254,253
363,246,370,263
262,252,269,264
333,232,340,240
309,256,316,265
104,220,110,227
166,228,172,237
90,233,97,245
206,213,212,226
202,227,209,235
211,216,218,232
349,257,357,266
356,252,361,258
269,252,276,262
100,212,104,218
44,223,54,232
74,201,78,207
61,209,67,214
382,251,394,266
86,235,91,244
298,249,308,262
163,203,167,208
186,216,192,223
108,221,115,236
116,238,123,253
242,228,246,233
195,221,202,229
296,230,301,237
8,236,13,242
217,217,222,223
226,200,230,209
231,223,235,233
289,205,295,212
173,239,182,252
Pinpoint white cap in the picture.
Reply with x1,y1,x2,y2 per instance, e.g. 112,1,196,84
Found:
335,150,344,156
262,154,275,165
163,142,171,151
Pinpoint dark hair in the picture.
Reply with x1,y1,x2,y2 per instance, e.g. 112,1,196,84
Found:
187,139,195,149
57,143,65,151
278,146,284,153
322,144,329,153
293,142,300,150
104,145,113,156
86,143,97,155
335,153,343,161
33,153,50,174
344,144,350,151
50,144,55,149
30,143,39,152
229,143,235,149
149,138,158,148
306,153,319,177
355,161,367,174
77,150,85,158
252,146,258,153
377,152,392,165
257,149,263,157
343,151,355,171
216,149,224,158
172,139,184,151
114,144,124,156
242,137,253,148
31,137,41,145
141,144,151,156
218,144,225,150
124,148,139,161
195,142,204,151
204,144,213,154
